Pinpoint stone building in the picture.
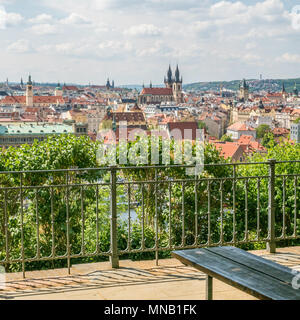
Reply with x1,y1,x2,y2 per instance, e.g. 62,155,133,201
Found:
138,65,184,105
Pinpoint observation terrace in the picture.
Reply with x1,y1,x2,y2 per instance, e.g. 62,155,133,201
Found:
0,160,299,299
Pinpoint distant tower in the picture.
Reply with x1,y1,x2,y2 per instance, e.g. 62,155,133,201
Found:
173,65,183,104
220,83,224,97
150,81,153,89
26,75,34,107
239,79,249,101
106,78,111,90
164,65,173,89
6,78,8,87
112,80,115,89
55,82,63,96
20,77,24,88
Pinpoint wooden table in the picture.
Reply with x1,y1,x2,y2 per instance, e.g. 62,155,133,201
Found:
172,246,300,300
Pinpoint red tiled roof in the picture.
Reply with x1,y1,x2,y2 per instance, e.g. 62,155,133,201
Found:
213,142,242,159
237,135,266,153
63,86,79,91
267,93,284,98
0,96,25,104
272,128,289,135
106,112,146,123
238,135,255,144
227,122,255,132
0,95,65,105
33,96,65,103
141,88,173,95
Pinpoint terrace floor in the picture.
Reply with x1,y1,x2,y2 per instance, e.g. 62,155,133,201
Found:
1,246,300,300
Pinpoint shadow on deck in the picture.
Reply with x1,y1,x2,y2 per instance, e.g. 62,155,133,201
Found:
1,246,300,300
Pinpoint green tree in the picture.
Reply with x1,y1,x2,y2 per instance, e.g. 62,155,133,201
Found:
256,124,271,139
221,134,233,142
261,132,275,148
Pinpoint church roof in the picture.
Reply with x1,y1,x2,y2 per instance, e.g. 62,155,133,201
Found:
140,88,173,95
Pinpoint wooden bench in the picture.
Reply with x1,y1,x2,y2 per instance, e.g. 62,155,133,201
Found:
171,246,300,300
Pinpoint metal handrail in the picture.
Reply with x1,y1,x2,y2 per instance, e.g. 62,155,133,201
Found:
0,159,299,278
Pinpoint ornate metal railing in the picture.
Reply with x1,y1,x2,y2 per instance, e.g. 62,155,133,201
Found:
0,160,299,278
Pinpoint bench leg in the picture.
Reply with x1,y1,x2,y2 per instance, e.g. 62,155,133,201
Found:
206,275,213,300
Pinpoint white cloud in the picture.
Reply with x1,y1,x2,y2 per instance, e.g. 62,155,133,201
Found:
29,13,53,24
29,23,58,35
124,24,162,36
7,39,31,53
55,42,76,54
277,53,300,63
60,13,90,25
210,1,247,19
0,5,22,29
98,40,132,51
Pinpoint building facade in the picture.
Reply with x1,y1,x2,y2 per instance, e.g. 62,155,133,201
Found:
0,122,87,148
291,122,300,143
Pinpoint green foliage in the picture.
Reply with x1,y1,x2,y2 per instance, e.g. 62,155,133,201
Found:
261,132,275,148
220,134,233,142
256,124,271,139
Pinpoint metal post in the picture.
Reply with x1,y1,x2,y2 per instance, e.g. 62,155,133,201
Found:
267,159,276,253
206,275,213,300
110,168,119,268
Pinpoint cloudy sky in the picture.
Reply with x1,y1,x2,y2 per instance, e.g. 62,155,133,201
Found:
1,0,300,85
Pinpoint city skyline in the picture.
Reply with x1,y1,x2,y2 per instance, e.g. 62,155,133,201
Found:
1,0,300,84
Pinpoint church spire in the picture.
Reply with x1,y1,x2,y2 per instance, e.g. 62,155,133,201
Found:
167,65,172,83
175,64,180,83
27,74,32,85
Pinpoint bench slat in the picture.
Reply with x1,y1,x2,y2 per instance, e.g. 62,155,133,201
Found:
206,246,295,284
172,248,300,300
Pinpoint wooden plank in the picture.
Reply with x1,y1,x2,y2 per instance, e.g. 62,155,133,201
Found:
206,275,213,300
172,248,300,300
206,246,295,285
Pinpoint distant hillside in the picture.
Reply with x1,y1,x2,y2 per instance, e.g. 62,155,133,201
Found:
184,78,300,93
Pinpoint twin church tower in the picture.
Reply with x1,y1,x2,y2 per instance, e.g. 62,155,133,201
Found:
138,65,184,105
